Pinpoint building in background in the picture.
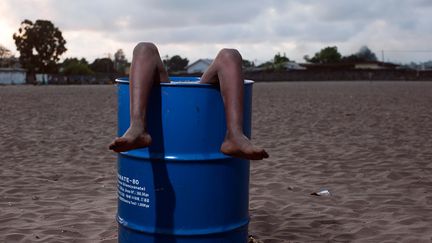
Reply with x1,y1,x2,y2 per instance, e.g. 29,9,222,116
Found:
300,61,400,70
283,61,307,70
0,68,26,84
186,59,213,74
353,61,399,70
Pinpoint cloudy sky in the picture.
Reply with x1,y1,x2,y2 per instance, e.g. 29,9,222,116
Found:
1,0,431,64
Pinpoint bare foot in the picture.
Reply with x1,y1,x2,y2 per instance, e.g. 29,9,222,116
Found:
109,126,152,152
220,132,269,160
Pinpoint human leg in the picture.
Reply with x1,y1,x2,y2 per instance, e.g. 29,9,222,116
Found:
109,42,169,152
201,49,269,160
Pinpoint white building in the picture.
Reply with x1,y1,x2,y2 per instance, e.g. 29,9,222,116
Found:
354,61,399,70
0,68,26,84
186,59,213,74
283,61,306,70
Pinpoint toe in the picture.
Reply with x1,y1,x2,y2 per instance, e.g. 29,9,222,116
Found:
248,148,268,160
262,150,269,158
108,137,119,149
109,137,129,152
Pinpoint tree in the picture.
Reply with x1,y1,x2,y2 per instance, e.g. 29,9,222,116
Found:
0,44,15,68
273,52,290,70
256,53,291,71
90,58,115,73
114,49,128,75
242,59,255,69
342,46,378,62
357,46,377,61
61,58,93,75
273,52,289,64
163,55,189,73
304,46,342,64
0,44,12,59
13,19,67,82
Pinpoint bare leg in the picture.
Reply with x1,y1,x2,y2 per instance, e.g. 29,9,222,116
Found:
109,42,169,152
201,49,269,160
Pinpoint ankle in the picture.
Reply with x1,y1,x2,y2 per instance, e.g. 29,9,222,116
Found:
226,129,245,139
129,122,147,133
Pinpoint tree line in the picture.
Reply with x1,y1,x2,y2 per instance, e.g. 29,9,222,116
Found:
0,19,192,83
0,19,403,83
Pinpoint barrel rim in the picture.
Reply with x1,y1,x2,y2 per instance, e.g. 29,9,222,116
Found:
115,76,254,86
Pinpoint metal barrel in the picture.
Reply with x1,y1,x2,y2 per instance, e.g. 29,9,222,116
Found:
116,77,253,243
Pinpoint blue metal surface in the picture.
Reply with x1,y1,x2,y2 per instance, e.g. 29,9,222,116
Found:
116,77,253,243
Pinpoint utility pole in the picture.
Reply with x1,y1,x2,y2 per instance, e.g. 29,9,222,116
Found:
381,50,385,63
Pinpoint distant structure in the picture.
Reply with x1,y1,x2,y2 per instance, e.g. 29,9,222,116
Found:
353,61,400,70
0,56,21,69
0,68,27,84
283,61,306,70
300,61,400,70
186,59,213,74
422,61,432,70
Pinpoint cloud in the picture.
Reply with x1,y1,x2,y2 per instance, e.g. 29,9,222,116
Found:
1,0,431,63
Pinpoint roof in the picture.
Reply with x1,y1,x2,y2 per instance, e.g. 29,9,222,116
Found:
0,67,27,72
186,59,214,68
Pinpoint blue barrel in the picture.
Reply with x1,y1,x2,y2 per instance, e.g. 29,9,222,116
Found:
115,77,253,243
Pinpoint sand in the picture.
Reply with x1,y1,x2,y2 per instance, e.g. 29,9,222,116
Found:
1,82,432,242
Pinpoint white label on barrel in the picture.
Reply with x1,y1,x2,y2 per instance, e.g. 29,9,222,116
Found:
117,173,150,208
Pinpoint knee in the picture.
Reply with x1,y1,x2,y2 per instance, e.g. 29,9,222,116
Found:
216,48,242,64
133,42,159,57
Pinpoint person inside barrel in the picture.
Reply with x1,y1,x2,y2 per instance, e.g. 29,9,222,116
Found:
109,42,269,160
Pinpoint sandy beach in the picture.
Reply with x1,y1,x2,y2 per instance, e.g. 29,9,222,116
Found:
1,81,432,242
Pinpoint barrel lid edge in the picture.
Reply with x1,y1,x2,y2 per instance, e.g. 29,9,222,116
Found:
115,77,254,86
119,151,239,161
